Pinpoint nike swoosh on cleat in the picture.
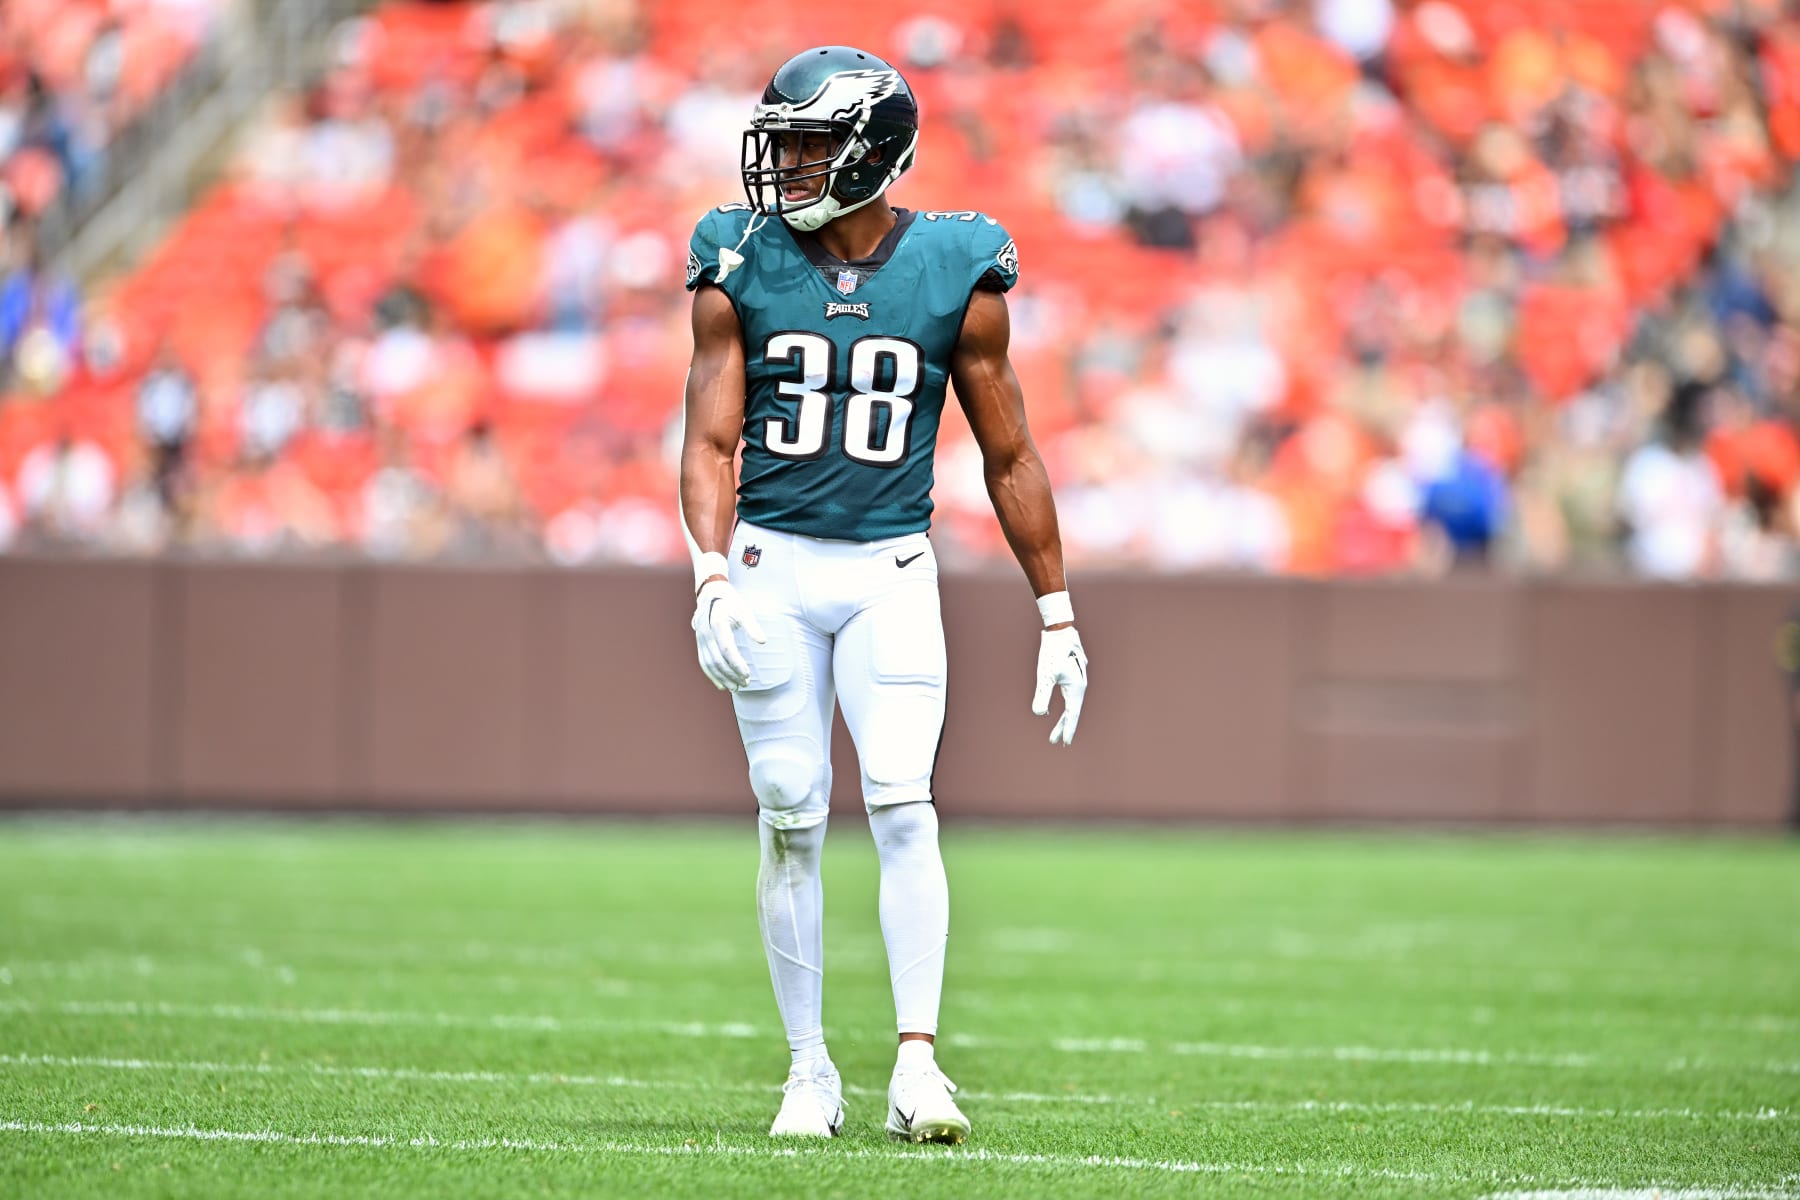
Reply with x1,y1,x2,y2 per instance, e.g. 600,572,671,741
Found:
895,552,925,568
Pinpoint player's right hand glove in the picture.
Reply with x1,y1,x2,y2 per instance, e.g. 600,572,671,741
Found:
1032,626,1088,746
692,578,766,692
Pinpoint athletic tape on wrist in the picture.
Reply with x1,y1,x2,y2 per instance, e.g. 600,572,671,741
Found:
694,551,731,592
1036,590,1074,628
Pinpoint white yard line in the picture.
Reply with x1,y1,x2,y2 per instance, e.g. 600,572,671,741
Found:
0,1117,1443,1180
1486,1191,1800,1200
0,1053,1788,1124
14,903,1790,999
0,956,635,998
4,997,1797,1076
0,1052,755,1094
1193,1098,1791,1122
1168,1042,1597,1068
5,1117,1797,1193
5,955,1792,1036
0,998,757,1040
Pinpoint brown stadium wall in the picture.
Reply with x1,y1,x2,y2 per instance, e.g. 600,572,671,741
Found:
0,556,1792,828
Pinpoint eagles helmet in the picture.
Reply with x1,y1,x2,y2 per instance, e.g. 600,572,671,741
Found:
742,46,919,233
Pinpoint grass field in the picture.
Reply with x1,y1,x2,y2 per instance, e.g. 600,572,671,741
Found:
0,817,1797,1199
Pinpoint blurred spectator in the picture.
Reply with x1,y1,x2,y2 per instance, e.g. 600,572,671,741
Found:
1721,473,1800,580
541,201,613,332
0,481,17,551
241,373,306,460
442,420,529,558
0,241,80,394
1617,381,1726,579
1419,442,1510,568
135,345,197,511
1315,0,1394,71
16,430,114,544
361,427,444,561
1117,62,1241,249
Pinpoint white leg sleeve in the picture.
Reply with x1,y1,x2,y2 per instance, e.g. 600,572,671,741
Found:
756,817,828,1054
868,801,949,1037
733,598,836,1056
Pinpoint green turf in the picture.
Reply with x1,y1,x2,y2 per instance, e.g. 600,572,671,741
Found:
0,817,1796,1199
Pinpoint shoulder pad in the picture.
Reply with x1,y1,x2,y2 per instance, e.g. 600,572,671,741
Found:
686,203,758,292
918,210,1017,293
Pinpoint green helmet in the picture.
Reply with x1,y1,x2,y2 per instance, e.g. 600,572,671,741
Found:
742,46,919,233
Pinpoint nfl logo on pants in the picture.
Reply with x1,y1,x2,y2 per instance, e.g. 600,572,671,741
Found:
742,545,762,567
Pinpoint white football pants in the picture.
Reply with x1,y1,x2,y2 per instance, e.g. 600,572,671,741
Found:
727,519,947,828
728,518,951,1042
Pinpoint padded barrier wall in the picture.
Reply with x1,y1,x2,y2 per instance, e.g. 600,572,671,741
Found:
0,557,1790,827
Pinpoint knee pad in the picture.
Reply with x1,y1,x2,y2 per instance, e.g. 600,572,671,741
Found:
748,742,830,831
868,799,938,853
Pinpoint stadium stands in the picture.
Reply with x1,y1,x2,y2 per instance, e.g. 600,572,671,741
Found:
1,0,1797,578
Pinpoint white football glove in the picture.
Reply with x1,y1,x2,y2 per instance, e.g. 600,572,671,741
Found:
1032,626,1088,746
692,578,766,692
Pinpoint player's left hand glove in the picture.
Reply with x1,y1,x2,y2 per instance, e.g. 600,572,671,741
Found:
1032,626,1087,746
692,578,766,692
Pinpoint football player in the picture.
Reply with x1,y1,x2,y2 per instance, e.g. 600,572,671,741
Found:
678,45,1088,1144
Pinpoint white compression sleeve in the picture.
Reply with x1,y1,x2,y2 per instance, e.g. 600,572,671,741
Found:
868,802,949,1036
756,818,828,1057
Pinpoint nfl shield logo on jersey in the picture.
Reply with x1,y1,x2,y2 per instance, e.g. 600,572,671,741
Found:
836,269,859,295
742,544,762,567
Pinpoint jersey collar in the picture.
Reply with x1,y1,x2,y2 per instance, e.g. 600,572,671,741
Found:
786,208,919,283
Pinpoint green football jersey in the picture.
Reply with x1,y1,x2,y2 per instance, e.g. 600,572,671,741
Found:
686,204,1019,542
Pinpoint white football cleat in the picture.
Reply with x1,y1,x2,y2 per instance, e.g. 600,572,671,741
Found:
886,1063,971,1144
769,1062,844,1138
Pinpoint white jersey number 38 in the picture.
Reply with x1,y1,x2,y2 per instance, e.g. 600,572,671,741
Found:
763,332,920,467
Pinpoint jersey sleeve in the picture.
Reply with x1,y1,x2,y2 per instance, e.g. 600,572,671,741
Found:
969,217,1019,293
685,204,754,292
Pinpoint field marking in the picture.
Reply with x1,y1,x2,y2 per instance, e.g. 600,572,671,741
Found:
5,954,1793,1038
1487,1191,1800,1200
5,997,1797,1076
0,1117,1441,1181
7,1117,1798,1193
10,937,1797,1035
1,1052,1790,1124
0,998,756,1040
0,955,636,999
1168,1042,1597,1068
0,1052,765,1093
1196,1098,1791,1122
18,899,1797,1001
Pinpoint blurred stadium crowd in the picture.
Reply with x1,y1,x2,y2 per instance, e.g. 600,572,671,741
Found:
1,0,1798,578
